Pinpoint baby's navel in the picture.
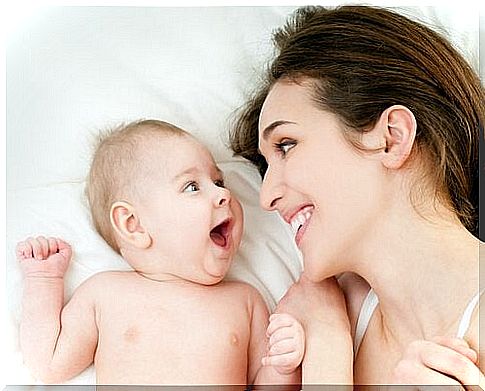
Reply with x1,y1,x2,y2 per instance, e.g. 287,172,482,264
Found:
123,326,139,343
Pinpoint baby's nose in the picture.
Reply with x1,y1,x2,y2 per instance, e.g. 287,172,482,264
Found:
216,187,231,207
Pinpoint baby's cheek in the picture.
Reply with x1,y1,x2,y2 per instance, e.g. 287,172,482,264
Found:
231,198,243,220
231,199,244,247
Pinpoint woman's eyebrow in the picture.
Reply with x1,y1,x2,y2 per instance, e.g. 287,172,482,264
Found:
261,120,296,141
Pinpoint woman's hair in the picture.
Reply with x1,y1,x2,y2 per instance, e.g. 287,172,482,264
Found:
229,5,484,236
86,119,188,253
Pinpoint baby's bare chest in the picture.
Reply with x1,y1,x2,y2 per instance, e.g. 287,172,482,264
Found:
93,287,251,382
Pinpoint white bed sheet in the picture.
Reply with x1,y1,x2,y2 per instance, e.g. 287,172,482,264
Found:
5,5,482,386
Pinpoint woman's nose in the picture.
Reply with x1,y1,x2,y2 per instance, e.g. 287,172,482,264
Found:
259,165,283,211
215,186,231,207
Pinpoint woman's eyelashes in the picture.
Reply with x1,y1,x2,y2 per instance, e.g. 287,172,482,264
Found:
273,139,297,157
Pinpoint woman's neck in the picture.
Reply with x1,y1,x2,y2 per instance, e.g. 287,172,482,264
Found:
352,203,480,346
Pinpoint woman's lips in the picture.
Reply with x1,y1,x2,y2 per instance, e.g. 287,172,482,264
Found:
288,205,314,247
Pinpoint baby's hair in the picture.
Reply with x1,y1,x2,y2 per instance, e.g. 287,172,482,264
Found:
86,119,188,253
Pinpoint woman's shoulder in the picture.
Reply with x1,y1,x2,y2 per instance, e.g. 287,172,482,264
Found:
337,272,372,338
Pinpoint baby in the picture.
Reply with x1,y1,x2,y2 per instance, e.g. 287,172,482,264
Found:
17,119,304,386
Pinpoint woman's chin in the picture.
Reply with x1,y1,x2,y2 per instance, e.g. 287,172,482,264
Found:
302,270,327,283
302,255,338,282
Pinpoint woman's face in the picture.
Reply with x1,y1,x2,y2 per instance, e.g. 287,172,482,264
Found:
258,80,385,280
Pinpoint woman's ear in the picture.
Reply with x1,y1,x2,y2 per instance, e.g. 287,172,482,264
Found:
378,105,417,169
110,201,152,249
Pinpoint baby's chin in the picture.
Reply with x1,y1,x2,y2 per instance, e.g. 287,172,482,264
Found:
202,260,233,285
179,270,228,286
200,274,226,286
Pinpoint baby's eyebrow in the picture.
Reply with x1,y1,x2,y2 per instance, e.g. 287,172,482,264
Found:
172,167,199,182
172,165,223,182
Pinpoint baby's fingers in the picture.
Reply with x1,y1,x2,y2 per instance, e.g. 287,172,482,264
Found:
269,338,297,356
269,325,296,347
26,237,44,260
55,238,72,260
48,237,59,255
267,313,296,337
16,240,34,260
262,351,301,375
16,236,71,262
36,236,51,259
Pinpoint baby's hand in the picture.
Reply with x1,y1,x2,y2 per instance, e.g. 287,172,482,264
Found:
262,313,305,375
16,236,72,278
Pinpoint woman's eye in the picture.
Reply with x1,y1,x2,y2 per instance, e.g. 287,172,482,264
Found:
183,181,199,193
274,139,296,157
214,179,225,188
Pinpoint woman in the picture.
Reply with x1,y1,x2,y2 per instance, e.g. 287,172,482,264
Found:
230,5,484,387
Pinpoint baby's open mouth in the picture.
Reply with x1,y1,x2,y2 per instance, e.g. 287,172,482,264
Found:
210,218,231,248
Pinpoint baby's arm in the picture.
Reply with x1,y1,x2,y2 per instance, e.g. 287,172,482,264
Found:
17,236,98,383
248,289,304,389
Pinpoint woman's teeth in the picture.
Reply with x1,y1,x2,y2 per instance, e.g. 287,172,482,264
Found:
289,206,313,234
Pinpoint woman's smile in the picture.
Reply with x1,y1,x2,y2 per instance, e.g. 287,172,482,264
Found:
287,205,314,247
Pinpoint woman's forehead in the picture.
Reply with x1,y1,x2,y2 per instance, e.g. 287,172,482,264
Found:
259,81,312,131
259,81,325,145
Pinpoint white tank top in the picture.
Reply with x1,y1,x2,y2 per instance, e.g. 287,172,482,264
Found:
353,288,483,358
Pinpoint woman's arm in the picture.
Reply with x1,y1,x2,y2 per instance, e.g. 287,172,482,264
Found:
276,275,354,386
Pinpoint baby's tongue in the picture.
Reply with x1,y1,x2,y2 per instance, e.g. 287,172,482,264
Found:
210,232,226,247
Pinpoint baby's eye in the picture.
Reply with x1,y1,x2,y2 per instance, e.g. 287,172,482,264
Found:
274,139,296,157
183,181,200,193
214,179,225,188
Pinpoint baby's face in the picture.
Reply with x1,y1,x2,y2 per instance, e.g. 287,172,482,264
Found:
133,135,243,285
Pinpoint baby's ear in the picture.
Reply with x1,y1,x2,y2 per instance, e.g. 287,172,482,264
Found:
110,201,151,249
377,105,417,169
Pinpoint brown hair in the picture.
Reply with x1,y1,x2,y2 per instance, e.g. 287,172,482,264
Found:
86,119,188,252
229,6,484,236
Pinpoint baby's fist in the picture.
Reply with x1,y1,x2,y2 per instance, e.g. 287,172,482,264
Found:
16,236,72,278
262,312,305,375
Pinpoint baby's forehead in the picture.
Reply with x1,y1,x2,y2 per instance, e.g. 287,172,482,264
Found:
139,133,219,176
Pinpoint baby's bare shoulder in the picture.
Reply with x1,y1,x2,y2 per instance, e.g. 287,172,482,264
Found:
82,270,134,284
217,280,266,307
217,280,258,294
74,270,137,297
